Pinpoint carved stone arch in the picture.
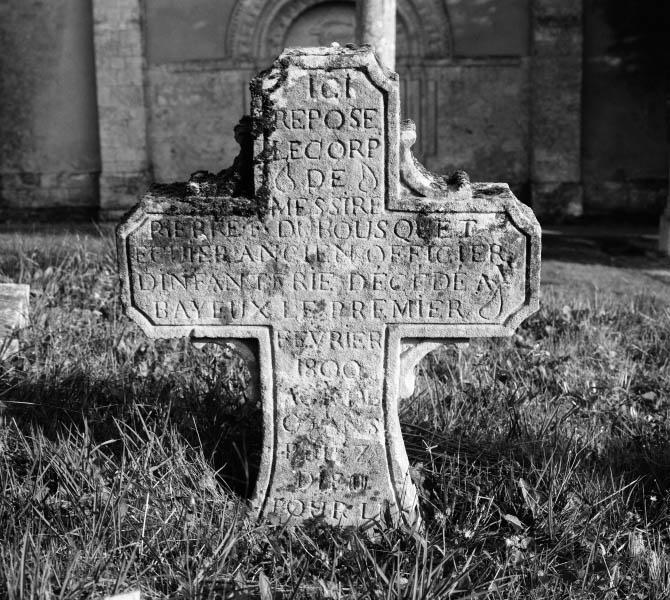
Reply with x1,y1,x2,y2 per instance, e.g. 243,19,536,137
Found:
227,0,452,62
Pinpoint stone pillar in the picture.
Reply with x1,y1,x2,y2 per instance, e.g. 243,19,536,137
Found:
356,0,396,71
530,0,583,221
93,0,150,220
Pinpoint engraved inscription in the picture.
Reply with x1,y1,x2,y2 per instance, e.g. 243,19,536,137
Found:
263,68,385,205
126,211,527,327
271,498,382,521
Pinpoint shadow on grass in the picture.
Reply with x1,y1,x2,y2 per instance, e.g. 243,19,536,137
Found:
403,421,670,496
1,364,264,501
5,363,670,526
542,229,667,268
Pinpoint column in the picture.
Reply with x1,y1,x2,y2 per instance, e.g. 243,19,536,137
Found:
530,0,583,221
356,0,396,71
93,0,150,220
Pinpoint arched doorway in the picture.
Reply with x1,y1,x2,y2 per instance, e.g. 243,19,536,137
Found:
144,0,455,183
284,1,355,47
228,0,448,62
226,0,449,161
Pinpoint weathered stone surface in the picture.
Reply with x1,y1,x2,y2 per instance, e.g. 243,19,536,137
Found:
0,284,29,360
118,47,541,527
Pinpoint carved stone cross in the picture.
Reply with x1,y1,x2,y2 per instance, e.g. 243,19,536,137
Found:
117,47,541,527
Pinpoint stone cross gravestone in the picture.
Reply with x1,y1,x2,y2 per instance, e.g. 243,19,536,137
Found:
117,46,541,527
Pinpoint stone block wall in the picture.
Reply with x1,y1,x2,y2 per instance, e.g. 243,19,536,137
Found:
147,64,253,182
582,0,668,223
0,172,97,218
0,0,100,220
430,61,530,189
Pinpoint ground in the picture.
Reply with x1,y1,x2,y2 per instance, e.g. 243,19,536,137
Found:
0,225,669,599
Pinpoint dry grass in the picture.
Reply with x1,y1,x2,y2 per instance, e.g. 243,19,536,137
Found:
1,229,670,599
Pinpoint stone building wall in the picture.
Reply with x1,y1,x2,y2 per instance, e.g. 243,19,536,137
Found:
0,0,666,222
141,0,532,202
582,0,668,219
0,0,100,220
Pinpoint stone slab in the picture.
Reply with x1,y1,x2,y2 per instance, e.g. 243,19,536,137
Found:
0,283,29,359
117,46,541,527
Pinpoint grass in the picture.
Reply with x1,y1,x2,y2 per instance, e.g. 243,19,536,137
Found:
1,228,670,598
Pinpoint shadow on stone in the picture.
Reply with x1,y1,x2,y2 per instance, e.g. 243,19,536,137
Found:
189,340,263,500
